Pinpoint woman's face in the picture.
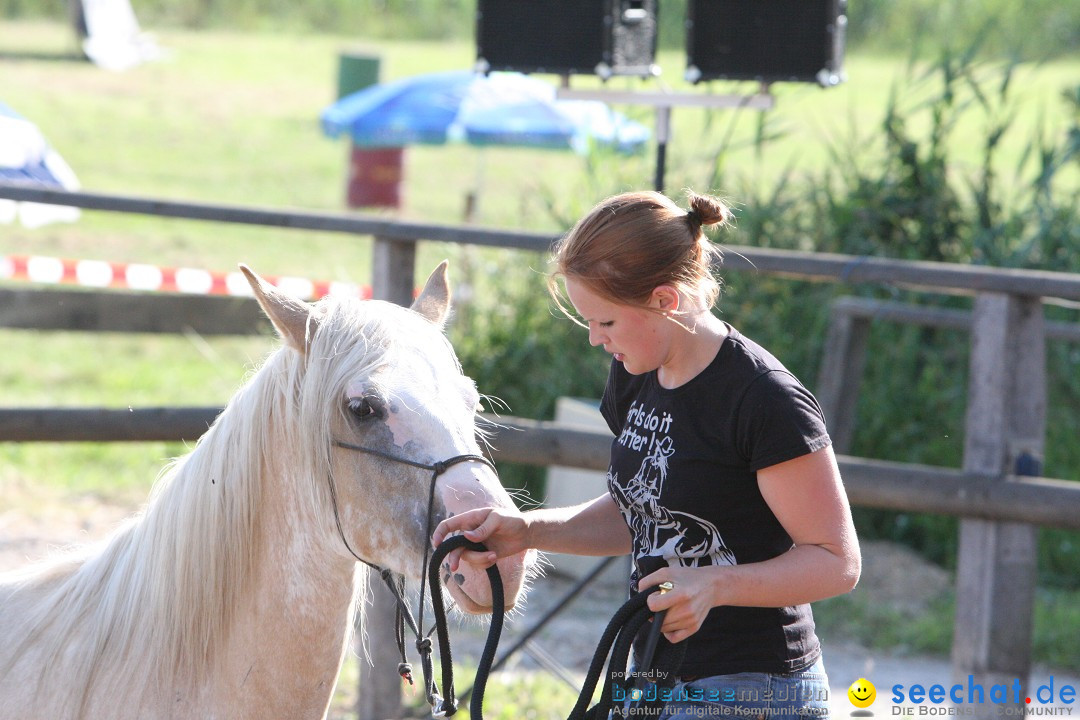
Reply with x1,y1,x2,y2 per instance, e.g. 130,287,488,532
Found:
563,277,671,376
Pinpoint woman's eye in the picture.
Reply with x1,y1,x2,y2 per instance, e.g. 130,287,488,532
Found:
348,397,383,421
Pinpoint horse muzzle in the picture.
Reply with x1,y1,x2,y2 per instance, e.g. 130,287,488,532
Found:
443,550,532,614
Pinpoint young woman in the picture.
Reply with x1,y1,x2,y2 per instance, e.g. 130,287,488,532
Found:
433,190,861,718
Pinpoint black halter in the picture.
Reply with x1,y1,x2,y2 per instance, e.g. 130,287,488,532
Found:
329,439,496,717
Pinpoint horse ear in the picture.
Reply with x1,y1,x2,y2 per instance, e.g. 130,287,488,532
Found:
239,264,314,353
410,260,451,328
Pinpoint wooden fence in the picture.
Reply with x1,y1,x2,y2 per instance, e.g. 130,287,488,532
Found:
2,184,1080,718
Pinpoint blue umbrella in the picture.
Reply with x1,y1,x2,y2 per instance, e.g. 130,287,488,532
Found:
321,70,649,154
0,101,81,227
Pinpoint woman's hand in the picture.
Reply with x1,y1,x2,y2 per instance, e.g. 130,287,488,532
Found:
432,507,531,572
637,447,860,643
638,566,723,644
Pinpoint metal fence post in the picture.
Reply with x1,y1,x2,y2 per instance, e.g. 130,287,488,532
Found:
953,292,1045,717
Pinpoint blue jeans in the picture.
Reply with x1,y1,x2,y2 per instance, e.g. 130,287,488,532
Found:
613,657,830,720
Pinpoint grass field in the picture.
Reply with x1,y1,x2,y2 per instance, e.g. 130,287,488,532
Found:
2,19,1080,699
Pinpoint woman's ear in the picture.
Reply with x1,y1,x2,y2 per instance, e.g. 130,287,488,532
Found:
651,285,681,313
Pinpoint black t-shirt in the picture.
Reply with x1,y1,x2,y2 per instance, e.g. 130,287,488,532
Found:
599,324,831,676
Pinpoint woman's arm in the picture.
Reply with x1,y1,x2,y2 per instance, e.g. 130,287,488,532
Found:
432,492,632,571
640,445,861,643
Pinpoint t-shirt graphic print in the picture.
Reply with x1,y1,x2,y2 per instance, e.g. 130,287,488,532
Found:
608,403,737,574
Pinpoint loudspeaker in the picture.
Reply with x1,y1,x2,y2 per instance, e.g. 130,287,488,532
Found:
686,0,847,86
476,0,658,78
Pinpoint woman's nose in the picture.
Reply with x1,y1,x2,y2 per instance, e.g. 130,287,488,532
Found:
588,324,606,347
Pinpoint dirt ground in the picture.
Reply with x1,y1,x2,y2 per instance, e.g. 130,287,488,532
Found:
2,497,1077,717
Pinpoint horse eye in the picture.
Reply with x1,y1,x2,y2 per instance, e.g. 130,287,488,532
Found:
347,396,384,422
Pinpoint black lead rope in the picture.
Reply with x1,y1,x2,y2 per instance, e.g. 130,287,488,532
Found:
428,536,687,720
328,440,497,715
427,536,505,717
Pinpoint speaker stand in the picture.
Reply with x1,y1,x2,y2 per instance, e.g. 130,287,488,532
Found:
557,85,774,194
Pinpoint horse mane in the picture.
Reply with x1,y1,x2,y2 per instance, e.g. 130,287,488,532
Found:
0,295,401,715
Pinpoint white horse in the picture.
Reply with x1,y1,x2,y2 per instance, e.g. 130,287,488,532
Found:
0,262,532,720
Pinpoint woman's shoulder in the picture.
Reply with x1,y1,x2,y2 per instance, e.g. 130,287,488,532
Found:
718,325,789,375
709,326,818,408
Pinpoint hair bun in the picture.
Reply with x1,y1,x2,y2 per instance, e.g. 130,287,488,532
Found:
686,192,732,227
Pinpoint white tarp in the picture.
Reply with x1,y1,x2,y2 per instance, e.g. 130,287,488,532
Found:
0,102,81,228
77,0,162,71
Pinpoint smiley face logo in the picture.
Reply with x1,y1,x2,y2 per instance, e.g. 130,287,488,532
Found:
848,678,876,708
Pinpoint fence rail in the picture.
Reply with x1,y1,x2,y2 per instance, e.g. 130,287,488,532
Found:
3,407,1079,532
6,184,1080,299
0,287,267,334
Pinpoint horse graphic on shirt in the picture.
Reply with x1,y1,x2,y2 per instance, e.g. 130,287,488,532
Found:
610,434,737,569
651,505,736,567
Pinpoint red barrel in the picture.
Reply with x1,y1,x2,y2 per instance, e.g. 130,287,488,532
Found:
347,146,404,209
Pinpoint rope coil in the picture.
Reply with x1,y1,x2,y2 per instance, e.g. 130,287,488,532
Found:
428,536,686,720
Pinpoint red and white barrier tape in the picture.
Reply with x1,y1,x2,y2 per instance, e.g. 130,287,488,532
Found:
0,255,371,301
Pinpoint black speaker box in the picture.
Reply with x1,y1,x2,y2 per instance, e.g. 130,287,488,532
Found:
686,0,847,86
476,0,658,78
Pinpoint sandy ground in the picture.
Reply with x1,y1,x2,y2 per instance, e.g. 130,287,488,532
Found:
2,499,1077,718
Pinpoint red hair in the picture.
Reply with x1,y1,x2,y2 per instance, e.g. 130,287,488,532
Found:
548,190,731,323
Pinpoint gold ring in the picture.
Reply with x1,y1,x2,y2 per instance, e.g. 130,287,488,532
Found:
659,581,674,594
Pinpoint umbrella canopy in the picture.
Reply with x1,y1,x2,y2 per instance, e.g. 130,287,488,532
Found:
321,70,649,154
0,101,81,228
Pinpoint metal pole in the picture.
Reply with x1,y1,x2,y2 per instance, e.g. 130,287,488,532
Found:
653,105,671,193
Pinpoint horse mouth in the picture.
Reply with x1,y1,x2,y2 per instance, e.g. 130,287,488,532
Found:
442,552,532,615
445,579,517,615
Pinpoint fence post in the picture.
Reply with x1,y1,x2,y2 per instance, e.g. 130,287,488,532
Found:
952,292,1045,717
815,299,871,454
372,236,417,307
355,236,417,720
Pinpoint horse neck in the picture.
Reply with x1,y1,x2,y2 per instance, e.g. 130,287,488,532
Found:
176,361,364,716
1,358,365,719
202,448,362,718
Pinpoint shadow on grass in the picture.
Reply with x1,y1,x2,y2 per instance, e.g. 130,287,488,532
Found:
0,51,85,63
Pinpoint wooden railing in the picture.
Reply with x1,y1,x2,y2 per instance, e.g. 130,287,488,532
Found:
2,183,1080,718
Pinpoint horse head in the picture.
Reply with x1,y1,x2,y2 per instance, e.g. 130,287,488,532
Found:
242,262,532,614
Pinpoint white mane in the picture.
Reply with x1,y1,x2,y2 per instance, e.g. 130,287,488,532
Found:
0,294,400,715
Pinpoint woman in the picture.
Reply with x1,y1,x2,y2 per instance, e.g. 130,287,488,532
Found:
433,190,860,718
